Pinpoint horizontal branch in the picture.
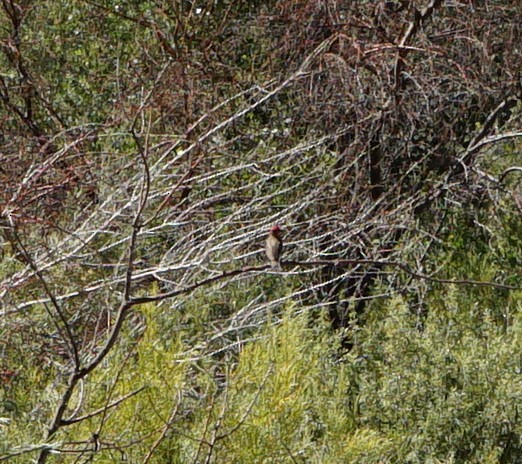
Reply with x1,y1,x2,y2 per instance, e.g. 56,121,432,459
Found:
129,258,519,307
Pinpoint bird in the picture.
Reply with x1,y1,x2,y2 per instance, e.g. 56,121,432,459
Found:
265,225,283,270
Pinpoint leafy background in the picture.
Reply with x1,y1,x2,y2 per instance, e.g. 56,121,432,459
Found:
0,1,521,462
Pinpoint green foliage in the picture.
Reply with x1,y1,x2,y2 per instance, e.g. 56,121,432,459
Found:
349,200,522,463
351,287,522,463
66,298,188,463
184,307,395,463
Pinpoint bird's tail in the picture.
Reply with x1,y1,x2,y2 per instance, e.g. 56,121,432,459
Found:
270,261,283,271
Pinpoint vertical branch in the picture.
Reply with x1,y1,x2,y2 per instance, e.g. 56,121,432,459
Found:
36,98,155,464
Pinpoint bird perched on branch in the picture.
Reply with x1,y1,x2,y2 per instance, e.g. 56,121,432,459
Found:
265,225,283,270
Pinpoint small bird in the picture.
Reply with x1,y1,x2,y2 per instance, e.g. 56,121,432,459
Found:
265,225,283,270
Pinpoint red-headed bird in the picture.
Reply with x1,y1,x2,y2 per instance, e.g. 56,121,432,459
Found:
265,225,283,270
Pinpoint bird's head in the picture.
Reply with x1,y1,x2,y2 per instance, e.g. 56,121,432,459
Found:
270,225,282,237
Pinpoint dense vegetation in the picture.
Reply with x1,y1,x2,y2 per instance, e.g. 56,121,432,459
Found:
0,1,521,463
